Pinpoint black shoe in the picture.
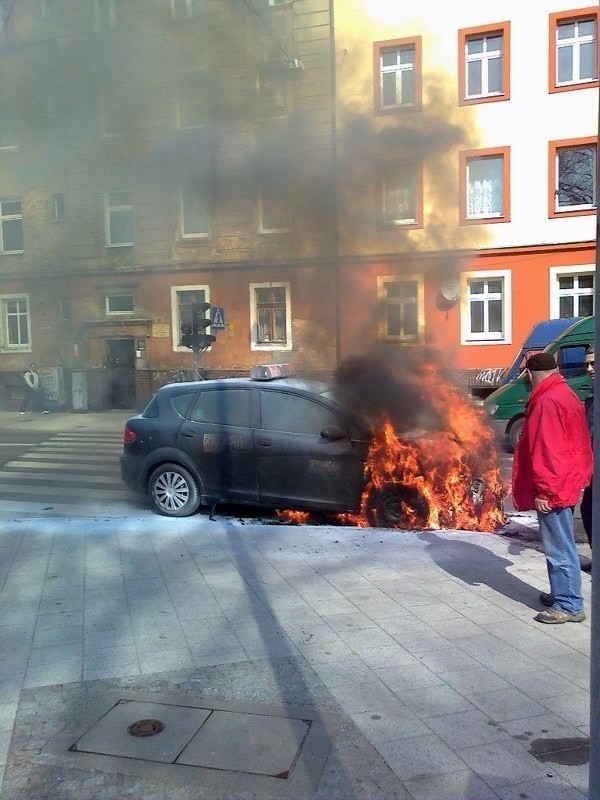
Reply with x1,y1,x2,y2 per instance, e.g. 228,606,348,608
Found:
540,592,553,607
581,561,592,573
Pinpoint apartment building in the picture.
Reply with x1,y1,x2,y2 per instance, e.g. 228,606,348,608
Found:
333,1,598,385
0,0,597,408
0,0,337,409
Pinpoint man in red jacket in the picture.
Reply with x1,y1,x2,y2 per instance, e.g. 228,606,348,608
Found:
512,352,592,623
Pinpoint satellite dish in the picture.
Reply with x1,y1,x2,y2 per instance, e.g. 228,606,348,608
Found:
440,279,461,303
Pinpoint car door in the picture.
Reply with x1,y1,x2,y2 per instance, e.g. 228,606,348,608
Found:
256,388,363,511
177,387,258,502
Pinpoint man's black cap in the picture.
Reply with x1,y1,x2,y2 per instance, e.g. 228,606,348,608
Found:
526,353,558,372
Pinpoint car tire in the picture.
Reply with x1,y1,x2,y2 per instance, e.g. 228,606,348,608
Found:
365,483,430,529
507,417,525,453
148,463,201,517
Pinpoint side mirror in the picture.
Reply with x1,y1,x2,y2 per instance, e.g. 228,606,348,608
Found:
320,425,347,442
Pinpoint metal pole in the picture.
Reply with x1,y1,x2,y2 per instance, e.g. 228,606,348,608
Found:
589,86,600,800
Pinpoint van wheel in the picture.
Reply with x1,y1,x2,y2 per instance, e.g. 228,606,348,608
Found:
148,463,201,517
507,418,525,453
365,483,430,529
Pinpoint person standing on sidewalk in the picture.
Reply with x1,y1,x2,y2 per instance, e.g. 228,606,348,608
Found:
579,347,594,568
19,363,50,414
512,352,592,624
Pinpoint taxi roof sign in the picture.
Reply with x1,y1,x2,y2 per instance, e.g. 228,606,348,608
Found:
250,364,296,381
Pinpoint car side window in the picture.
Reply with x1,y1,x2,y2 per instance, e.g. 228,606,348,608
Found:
171,392,197,418
189,388,253,428
261,390,341,435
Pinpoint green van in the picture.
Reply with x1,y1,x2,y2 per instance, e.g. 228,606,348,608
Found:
483,316,595,451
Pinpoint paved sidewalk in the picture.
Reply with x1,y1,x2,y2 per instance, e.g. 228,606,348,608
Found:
0,513,592,799
0,408,134,434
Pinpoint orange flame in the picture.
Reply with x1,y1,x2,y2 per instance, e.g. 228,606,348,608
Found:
278,362,509,532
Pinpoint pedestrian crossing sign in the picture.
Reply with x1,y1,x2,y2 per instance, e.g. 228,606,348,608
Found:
211,306,225,330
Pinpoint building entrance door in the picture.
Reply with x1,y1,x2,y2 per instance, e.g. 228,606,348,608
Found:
106,338,136,409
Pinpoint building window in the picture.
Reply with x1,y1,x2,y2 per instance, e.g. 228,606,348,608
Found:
550,8,599,92
171,286,210,351
549,137,597,217
259,168,290,232
177,71,208,129
0,200,24,253
181,186,209,238
381,163,422,227
374,37,422,113
250,283,291,350
105,191,133,247
52,193,65,222
59,297,71,322
377,276,424,344
459,22,510,104
105,294,134,314
94,0,119,31
461,271,511,344
459,147,510,224
257,64,288,119
550,266,595,318
1,295,31,351
170,0,203,19
268,0,291,6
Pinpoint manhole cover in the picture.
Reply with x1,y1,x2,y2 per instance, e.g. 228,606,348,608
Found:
128,719,165,737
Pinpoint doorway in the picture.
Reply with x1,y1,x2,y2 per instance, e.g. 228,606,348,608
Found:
106,338,136,409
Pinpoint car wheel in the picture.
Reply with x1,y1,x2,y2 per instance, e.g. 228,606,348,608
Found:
366,483,430,529
507,417,525,453
148,463,201,517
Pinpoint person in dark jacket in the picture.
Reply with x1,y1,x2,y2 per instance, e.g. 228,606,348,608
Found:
579,347,594,567
512,352,592,623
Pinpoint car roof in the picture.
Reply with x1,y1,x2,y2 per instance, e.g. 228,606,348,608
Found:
158,376,331,395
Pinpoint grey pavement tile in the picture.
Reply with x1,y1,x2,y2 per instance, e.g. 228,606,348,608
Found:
544,689,591,728
320,611,378,631
310,655,376,688
395,684,475,718
551,761,590,795
495,776,587,800
190,648,248,668
350,705,431,743
455,602,520,625
407,602,462,624
336,625,398,651
0,703,18,732
387,629,460,656
505,668,586,704
37,596,83,615
23,660,82,688
360,645,419,670
83,629,135,652
469,687,549,722
32,624,82,648
457,738,551,788
134,631,189,651
28,642,82,666
441,666,512,695
329,680,398,713
404,769,502,800
498,712,584,743
385,589,443,608
0,730,12,766
0,680,23,705
374,663,444,693
137,647,195,674
83,645,138,670
425,708,513,749
82,662,141,681
539,651,590,688
310,598,359,616
413,645,484,675
376,733,469,781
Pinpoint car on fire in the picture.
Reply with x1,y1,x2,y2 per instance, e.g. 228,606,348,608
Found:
120,363,497,527
120,364,377,519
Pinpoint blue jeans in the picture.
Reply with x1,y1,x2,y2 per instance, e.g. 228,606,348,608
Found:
537,507,583,614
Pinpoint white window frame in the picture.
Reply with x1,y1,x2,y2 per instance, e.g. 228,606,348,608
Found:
259,174,290,233
180,187,209,238
94,0,118,31
104,191,134,247
556,16,597,86
460,270,512,345
464,32,503,99
171,284,211,352
377,275,425,345
554,144,597,213
0,199,24,254
549,265,595,318
177,70,208,129
466,155,504,219
105,294,134,315
250,282,292,351
268,0,291,6
1,293,31,352
170,0,203,19
380,44,416,109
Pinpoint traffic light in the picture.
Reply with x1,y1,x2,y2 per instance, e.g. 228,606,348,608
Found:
190,301,216,351
179,322,192,348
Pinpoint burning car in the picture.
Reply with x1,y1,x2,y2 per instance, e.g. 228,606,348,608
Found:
120,362,508,531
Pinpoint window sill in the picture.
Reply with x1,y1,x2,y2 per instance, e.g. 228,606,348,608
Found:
105,243,134,248
0,250,24,255
251,342,292,351
549,207,596,219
